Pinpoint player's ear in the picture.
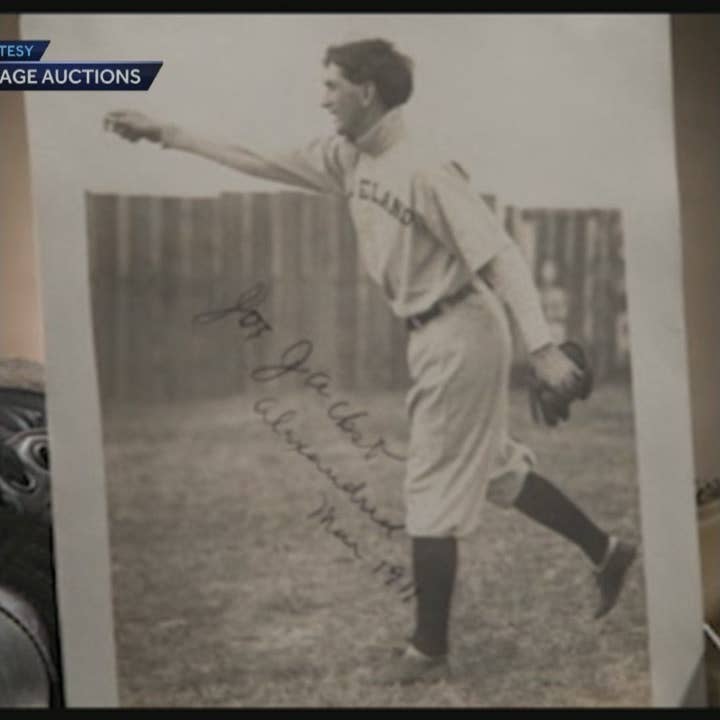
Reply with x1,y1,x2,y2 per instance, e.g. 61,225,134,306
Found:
359,80,377,108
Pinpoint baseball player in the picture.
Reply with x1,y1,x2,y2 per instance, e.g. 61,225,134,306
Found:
104,38,637,686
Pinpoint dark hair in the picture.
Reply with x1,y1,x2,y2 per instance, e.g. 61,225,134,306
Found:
324,38,413,110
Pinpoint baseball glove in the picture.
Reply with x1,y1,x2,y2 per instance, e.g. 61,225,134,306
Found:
528,341,593,427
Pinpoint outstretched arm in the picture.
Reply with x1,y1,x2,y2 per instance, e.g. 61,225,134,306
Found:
103,110,351,195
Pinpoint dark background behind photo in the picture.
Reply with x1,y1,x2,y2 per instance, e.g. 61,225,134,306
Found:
672,14,720,706
1,12,718,708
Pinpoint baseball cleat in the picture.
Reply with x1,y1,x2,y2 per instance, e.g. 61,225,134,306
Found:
389,635,414,657
593,537,637,619
376,644,450,686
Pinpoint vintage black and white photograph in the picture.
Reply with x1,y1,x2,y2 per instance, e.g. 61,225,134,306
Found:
20,13,706,707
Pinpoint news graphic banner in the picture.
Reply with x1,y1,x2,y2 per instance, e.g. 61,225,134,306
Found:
0,40,161,90
0,41,49,61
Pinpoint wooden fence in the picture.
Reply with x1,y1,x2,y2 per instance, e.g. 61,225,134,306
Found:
86,191,630,406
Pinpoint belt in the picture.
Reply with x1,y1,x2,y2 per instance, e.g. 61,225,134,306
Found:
405,283,475,332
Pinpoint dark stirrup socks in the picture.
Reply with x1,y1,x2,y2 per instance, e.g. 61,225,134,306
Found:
411,536,457,657
513,471,609,566
409,475,608,658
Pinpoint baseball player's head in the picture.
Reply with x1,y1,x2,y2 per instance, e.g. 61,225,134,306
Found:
322,38,413,140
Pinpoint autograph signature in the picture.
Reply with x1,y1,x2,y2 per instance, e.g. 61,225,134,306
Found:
193,283,406,464
193,283,273,341
254,396,404,538
308,493,417,604
194,282,414,602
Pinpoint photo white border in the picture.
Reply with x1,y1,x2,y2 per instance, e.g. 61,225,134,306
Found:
25,131,120,706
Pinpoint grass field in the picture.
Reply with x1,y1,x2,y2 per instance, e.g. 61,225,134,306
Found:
102,381,649,707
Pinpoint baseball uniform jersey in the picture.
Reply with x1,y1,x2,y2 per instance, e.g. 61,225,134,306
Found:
162,107,536,537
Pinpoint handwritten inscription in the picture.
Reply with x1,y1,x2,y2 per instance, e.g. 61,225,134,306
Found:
195,282,415,603
308,493,417,604
254,340,406,463
327,401,406,463
195,283,406,464
254,397,404,538
193,283,273,342
307,492,363,559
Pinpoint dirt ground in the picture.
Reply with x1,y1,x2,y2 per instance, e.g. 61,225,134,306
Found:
102,381,649,707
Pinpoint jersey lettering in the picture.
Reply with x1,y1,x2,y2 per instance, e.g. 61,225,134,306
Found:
356,177,415,227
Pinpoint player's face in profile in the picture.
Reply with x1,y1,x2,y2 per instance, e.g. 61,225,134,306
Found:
321,62,365,139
